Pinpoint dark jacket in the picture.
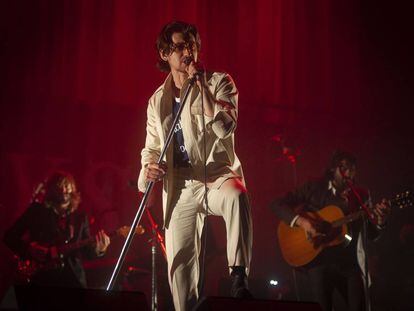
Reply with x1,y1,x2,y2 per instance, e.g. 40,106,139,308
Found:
3,202,96,287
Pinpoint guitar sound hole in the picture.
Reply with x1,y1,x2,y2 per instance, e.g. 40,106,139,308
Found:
313,226,342,248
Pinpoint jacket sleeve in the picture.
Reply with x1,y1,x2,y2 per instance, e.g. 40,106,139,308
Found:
269,182,314,225
209,73,238,139
138,98,161,192
3,204,37,259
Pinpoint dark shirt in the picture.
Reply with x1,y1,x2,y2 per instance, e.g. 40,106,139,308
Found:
270,177,380,269
172,97,190,167
3,202,96,288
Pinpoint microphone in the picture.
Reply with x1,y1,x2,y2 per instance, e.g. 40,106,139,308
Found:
183,56,204,81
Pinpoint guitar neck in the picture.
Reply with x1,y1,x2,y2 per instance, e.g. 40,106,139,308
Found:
58,230,118,255
331,190,413,228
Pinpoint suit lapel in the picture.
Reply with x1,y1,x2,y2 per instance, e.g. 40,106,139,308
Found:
160,74,173,142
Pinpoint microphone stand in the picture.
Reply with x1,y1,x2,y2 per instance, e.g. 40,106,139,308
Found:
146,208,167,311
275,136,301,301
286,152,300,302
286,151,299,301
106,77,197,291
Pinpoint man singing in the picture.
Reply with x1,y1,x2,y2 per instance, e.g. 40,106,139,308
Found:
137,21,253,310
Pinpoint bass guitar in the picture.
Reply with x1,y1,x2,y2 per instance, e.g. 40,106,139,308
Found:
16,225,144,282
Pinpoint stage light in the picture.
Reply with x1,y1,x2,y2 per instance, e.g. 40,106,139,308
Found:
269,279,278,286
345,234,352,241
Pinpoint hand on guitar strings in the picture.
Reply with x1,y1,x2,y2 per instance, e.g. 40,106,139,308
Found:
28,242,49,262
296,217,320,240
295,216,332,241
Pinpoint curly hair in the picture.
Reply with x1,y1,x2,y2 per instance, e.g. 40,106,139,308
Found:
43,171,81,213
156,21,201,72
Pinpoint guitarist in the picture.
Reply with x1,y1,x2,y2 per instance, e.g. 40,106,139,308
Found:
3,171,110,288
270,150,390,311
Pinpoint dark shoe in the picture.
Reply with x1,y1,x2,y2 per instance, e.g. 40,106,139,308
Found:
230,266,253,299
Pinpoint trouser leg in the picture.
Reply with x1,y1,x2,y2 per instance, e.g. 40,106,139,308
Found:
165,177,253,309
165,181,203,311
207,178,253,273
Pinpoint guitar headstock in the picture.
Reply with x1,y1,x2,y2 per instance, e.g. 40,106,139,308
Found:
392,190,413,209
116,225,145,238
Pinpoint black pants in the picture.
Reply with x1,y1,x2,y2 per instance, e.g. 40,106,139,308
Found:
307,263,365,311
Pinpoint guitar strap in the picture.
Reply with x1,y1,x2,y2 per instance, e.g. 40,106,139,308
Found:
348,192,359,213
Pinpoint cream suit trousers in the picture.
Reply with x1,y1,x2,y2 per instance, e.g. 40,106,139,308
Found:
165,169,253,311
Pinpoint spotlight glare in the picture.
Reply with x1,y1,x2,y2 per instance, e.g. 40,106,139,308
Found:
269,279,278,286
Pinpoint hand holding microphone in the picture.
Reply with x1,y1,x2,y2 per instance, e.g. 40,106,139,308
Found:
183,56,204,85
183,55,214,117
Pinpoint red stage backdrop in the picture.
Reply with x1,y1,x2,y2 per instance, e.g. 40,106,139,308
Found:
1,0,413,304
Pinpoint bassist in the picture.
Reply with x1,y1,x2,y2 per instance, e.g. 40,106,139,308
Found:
3,171,110,288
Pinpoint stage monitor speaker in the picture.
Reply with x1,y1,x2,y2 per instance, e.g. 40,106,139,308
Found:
193,296,322,311
14,285,149,311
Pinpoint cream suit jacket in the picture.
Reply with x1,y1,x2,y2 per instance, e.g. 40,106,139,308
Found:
138,72,245,228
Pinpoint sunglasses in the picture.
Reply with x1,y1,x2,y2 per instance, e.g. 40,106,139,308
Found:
170,41,196,53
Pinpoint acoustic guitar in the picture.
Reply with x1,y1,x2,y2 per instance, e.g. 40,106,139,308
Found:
16,225,145,282
277,191,413,267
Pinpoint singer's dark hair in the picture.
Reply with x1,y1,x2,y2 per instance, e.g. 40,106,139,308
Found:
156,21,201,72
324,149,357,179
